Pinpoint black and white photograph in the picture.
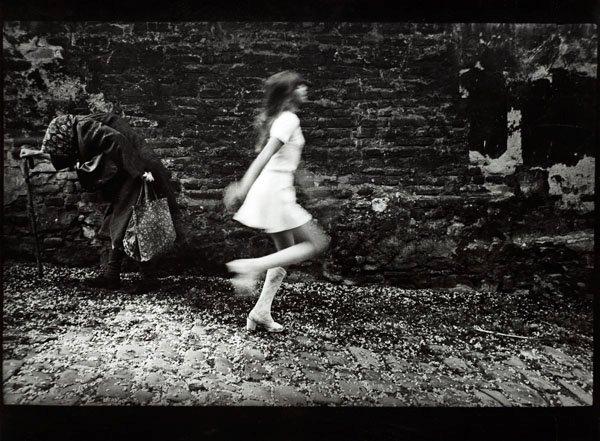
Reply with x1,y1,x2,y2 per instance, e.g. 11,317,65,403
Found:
2,17,595,417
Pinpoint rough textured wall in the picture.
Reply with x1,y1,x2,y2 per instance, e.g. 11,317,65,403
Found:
453,24,596,295
3,22,596,294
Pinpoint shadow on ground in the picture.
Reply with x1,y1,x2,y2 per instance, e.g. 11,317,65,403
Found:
2,261,593,406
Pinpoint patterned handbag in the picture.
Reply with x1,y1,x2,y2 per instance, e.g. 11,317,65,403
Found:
123,181,176,262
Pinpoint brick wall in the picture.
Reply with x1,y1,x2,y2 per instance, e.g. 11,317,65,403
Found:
3,22,596,293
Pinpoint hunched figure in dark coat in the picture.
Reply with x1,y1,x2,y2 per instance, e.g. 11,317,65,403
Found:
20,112,182,292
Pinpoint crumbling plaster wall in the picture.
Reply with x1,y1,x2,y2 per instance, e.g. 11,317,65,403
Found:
458,24,596,213
3,22,596,295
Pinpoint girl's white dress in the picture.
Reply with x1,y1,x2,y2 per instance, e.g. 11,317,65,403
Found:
234,111,312,233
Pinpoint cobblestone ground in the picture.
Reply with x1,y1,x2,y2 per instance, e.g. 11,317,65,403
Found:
2,261,593,407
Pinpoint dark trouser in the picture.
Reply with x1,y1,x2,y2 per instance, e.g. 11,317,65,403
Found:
105,246,156,280
105,246,124,280
98,159,181,251
97,154,180,283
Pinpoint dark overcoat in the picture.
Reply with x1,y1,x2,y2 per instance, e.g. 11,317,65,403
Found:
49,112,180,249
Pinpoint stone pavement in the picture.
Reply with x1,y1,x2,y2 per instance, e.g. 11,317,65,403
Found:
2,262,593,407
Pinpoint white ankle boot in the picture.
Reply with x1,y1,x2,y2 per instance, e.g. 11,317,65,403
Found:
246,267,286,333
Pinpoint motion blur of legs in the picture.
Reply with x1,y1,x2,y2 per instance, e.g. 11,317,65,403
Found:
2,21,594,411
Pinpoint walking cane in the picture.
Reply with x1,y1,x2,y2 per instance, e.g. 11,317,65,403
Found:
12,143,44,278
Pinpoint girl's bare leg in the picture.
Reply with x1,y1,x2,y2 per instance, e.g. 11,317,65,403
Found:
227,221,329,275
246,230,295,332
270,230,295,254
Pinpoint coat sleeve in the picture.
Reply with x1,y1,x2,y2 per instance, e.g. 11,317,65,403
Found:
77,118,147,179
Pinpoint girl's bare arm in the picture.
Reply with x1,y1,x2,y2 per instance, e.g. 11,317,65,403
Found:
237,137,283,196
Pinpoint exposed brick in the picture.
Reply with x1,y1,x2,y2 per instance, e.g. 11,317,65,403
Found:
2,22,594,296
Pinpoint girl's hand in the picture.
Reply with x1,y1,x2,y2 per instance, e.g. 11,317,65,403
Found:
223,181,244,212
142,171,155,182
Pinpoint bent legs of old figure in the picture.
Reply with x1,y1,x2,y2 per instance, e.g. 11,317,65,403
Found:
85,246,124,289
85,244,159,293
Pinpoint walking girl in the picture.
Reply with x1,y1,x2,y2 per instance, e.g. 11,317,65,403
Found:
224,71,329,332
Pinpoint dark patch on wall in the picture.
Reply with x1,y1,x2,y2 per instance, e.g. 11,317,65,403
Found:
3,22,596,296
520,69,596,167
461,65,508,158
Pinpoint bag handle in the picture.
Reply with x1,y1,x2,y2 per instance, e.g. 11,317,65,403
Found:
144,180,158,202
135,178,159,206
135,181,148,205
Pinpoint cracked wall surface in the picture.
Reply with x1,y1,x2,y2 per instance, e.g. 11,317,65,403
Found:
458,24,596,214
3,22,596,294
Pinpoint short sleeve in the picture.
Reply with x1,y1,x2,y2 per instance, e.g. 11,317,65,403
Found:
270,112,300,144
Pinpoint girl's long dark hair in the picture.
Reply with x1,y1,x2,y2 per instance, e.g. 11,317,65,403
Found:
254,71,306,152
